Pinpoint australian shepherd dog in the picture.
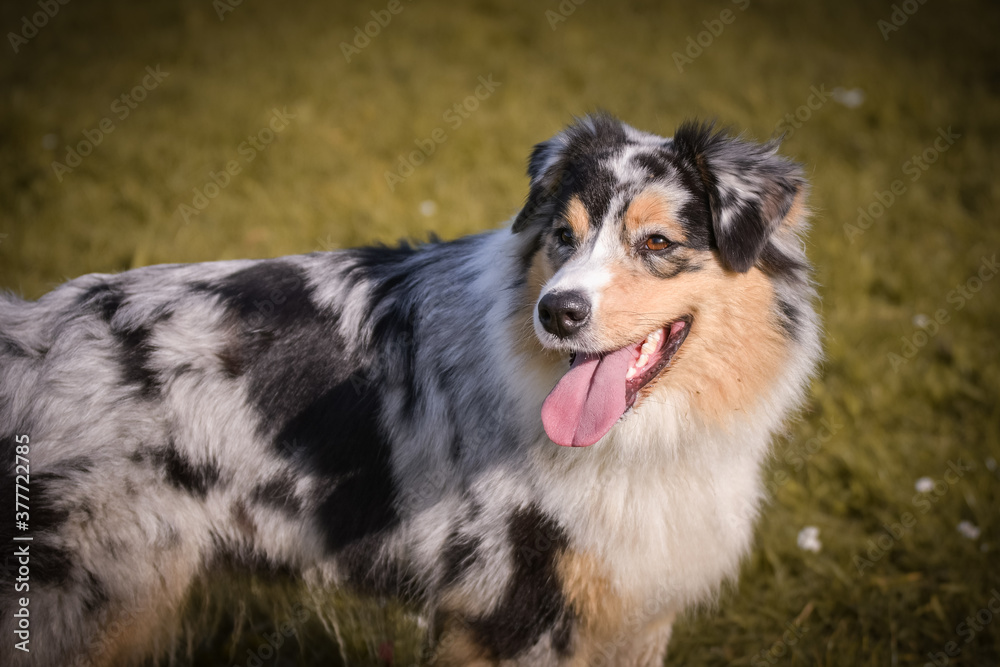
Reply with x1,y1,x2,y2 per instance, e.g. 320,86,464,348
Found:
0,114,820,666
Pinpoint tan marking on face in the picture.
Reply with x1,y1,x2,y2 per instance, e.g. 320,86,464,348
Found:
597,259,788,423
624,187,688,244
564,195,591,241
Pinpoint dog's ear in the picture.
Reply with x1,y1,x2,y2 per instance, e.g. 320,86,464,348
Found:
672,121,804,273
512,131,571,233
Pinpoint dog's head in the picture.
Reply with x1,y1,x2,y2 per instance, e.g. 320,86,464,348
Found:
514,114,812,448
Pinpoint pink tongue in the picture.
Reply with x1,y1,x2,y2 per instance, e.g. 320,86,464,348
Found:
541,345,635,447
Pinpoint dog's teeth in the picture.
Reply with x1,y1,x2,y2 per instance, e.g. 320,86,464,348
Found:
641,330,662,355
626,367,637,380
637,353,649,369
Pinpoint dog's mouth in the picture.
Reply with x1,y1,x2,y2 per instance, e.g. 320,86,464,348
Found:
541,316,691,448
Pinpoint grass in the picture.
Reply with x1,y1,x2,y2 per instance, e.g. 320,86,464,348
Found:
1,0,999,664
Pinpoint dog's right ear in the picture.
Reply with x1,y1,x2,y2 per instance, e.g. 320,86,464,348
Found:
512,132,571,233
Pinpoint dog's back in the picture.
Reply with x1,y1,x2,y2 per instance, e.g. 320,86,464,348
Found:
0,234,539,665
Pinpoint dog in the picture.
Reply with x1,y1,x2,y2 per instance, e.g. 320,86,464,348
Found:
0,114,820,666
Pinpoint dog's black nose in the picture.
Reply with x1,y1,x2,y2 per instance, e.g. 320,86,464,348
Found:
538,291,591,338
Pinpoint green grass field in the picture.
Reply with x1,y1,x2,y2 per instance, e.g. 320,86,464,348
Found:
2,0,999,664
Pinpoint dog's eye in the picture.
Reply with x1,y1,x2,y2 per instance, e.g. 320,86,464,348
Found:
644,235,671,252
556,228,575,246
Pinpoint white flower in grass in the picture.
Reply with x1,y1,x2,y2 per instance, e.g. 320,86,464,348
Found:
915,477,935,493
419,200,437,217
797,526,822,553
957,521,981,540
831,87,865,109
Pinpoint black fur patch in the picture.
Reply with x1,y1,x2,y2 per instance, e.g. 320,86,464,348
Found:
25,472,74,586
77,281,125,322
551,611,575,657
194,261,315,330
664,150,714,251
251,475,302,515
82,570,110,613
343,244,434,421
514,114,627,235
31,472,72,534
758,242,807,279
151,441,221,499
194,261,352,431
32,542,74,587
775,298,802,341
339,534,425,602
208,533,297,578
440,530,481,587
468,504,571,660
200,253,430,593
116,323,163,399
634,150,674,181
275,377,399,555
0,332,29,357
216,343,247,379
78,282,165,398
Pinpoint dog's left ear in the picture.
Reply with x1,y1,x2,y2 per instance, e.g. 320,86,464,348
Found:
672,122,804,273
512,131,571,233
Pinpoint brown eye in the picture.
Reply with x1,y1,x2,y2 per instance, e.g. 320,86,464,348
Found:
557,228,574,246
644,235,670,251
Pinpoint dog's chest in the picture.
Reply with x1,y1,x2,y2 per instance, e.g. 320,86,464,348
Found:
533,441,764,612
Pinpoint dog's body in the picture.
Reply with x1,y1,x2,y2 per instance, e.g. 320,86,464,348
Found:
0,115,820,666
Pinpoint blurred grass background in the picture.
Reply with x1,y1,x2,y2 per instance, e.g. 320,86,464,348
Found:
2,0,999,664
